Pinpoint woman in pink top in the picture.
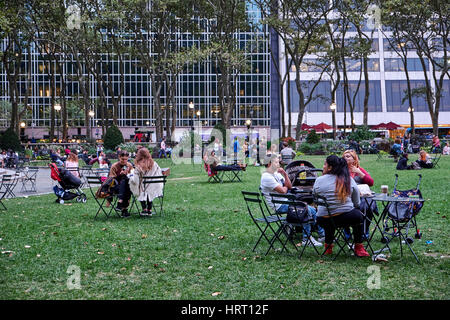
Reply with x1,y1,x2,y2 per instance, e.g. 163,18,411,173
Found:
342,149,376,240
343,149,374,186
64,152,80,178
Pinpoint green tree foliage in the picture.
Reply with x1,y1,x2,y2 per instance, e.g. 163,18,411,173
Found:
347,125,376,142
306,129,320,144
0,127,22,151
103,124,124,151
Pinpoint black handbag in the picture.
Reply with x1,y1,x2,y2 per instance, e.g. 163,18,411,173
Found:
286,201,310,224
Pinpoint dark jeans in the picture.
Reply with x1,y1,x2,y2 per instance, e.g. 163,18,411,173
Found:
317,208,364,244
214,164,241,171
112,177,132,209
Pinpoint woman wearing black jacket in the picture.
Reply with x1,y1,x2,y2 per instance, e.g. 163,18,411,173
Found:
396,153,412,170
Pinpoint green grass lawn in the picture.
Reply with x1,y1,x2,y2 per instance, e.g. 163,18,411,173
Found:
1,155,449,300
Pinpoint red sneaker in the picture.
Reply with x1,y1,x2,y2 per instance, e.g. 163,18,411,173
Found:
323,243,333,255
354,243,370,257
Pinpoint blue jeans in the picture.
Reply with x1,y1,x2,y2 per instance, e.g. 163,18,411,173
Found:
158,149,167,158
277,205,325,239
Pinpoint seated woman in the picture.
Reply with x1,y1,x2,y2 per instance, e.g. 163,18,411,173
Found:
129,148,163,217
415,150,433,168
342,149,377,239
390,139,403,160
396,153,412,170
204,150,246,171
64,152,80,178
312,155,370,257
343,150,374,186
443,143,449,155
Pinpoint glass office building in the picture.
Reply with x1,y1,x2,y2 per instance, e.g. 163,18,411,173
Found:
0,3,271,140
1,3,449,140
283,20,450,135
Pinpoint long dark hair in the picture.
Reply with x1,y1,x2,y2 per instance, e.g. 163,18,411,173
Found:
325,155,351,203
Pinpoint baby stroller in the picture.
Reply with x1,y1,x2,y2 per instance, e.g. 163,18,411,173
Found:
50,163,87,204
285,160,322,204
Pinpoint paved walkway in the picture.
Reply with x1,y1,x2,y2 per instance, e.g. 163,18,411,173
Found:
1,167,72,199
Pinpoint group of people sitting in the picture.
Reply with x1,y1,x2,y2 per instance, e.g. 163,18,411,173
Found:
260,149,376,258
104,148,166,218
50,145,165,218
396,150,436,170
0,149,19,168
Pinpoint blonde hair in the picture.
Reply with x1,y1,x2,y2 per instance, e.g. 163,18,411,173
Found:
343,149,360,168
135,148,154,172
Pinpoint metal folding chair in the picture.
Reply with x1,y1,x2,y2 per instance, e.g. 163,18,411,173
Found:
313,194,370,260
431,153,441,168
1,174,17,198
140,175,167,217
241,191,289,256
0,178,8,210
20,167,39,192
86,175,119,220
204,163,242,183
270,193,321,260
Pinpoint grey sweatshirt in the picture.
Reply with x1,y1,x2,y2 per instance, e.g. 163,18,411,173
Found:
312,174,360,217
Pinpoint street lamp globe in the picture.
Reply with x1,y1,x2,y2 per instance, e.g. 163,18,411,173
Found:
245,119,251,129
20,122,26,128
89,110,95,117
330,102,336,111
189,101,194,109
54,104,61,111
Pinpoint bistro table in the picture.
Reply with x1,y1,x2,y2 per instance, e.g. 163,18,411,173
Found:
362,193,425,262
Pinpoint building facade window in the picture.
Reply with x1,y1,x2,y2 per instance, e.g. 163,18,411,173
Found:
385,80,429,112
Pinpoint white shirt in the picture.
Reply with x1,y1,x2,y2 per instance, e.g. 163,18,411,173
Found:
260,172,285,211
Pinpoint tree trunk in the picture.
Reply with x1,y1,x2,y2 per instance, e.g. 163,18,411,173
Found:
363,57,370,126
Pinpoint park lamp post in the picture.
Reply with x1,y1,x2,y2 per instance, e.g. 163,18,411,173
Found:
245,119,251,143
89,110,95,141
330,102,336,140
408,107,415,134
189,101,194,132
20,122,26,142
54,103,61,142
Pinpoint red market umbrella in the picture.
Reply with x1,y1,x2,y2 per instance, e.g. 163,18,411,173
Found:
372,122,387,130
301,123,312,131
312,122,332,132
385,121,402,130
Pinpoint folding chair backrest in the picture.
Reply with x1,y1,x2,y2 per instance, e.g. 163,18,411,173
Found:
432,153,441,167
92,168,110,177
242,191,266,220
142,175,167,194
312,193,333,217
1,174,14,184
86,175,103,186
